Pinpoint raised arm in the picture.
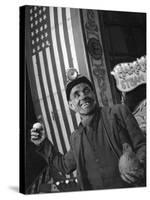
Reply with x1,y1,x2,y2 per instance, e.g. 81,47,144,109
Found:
30,123,76,175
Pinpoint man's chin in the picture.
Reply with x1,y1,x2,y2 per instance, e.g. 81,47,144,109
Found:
80,105,96,115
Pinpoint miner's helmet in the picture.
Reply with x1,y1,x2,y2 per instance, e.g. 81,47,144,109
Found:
66,68,94,101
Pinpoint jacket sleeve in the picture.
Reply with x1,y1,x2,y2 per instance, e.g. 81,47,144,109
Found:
36,138,76,175
114,104,146,164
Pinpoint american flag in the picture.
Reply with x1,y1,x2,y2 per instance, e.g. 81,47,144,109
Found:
26,6,90,158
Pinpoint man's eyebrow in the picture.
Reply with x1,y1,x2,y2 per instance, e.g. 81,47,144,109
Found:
83,86,90,90
84,86,89,89
73,90,79,95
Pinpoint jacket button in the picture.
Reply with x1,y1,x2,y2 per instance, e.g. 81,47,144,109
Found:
96,159,99,163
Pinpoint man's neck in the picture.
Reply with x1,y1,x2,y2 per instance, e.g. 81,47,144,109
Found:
80,106,98,127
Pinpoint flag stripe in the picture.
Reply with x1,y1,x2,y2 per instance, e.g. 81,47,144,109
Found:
45,47,70,152
42,49,68,153
36,53,64,153
57,7,78,129
65,8,81,125
54,7,68,82
62,8,74,68
32,55,53,143
33,54,60,152
54,7,77,133
47,8,71,151
51,8,78,177
44,14,70,152
53,7,75,134
35,53,57,145
49,8,70,151
66,8,79,71
49,7,74,151
37,51,65,153
44,46,71,178
57,7,70,70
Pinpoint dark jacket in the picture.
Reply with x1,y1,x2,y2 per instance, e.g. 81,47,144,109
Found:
37,104,146,190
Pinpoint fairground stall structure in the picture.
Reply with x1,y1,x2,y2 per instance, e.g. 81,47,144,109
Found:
20,6,146,193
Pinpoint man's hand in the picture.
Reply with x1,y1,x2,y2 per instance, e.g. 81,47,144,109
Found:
30,122,46,146
119,143,145,185
120,167,145,185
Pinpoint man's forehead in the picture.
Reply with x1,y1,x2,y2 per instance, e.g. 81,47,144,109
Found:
71,83,90,92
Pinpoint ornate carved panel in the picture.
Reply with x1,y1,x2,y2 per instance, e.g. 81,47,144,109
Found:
81,9,113,106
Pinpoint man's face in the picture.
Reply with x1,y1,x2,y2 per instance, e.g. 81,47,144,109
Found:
68,83,96,115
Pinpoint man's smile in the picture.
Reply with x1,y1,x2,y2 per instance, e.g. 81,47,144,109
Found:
79,98,94,109
81,102,90,109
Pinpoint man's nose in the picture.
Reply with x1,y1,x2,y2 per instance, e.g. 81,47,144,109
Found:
79,91,87,99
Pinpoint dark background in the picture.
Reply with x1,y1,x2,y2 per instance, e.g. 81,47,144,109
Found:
99,11,146,109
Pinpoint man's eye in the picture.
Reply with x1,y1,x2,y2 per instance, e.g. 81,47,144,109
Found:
74,92,79,98
84,88,90,94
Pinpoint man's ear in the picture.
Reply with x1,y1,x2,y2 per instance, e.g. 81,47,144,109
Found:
69,101,75,111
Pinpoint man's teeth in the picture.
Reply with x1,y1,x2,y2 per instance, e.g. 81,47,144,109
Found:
81,102,90,109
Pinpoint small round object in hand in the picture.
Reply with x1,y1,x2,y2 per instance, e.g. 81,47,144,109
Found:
32,122,43,140
33,122,43,131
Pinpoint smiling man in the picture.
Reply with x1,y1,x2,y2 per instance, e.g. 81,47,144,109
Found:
67,77,96,115
31,72,146,191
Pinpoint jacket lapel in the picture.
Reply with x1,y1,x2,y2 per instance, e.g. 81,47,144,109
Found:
72,124,84,159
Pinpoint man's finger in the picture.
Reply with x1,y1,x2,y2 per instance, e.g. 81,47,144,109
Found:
121,173,136,183
121,174,132,184
31,135,39,140
31,132,40,136
31,128,36,132
127,169,144,178
125,173,137,182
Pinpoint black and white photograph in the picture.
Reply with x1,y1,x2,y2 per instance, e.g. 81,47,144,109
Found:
19,4,147,195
